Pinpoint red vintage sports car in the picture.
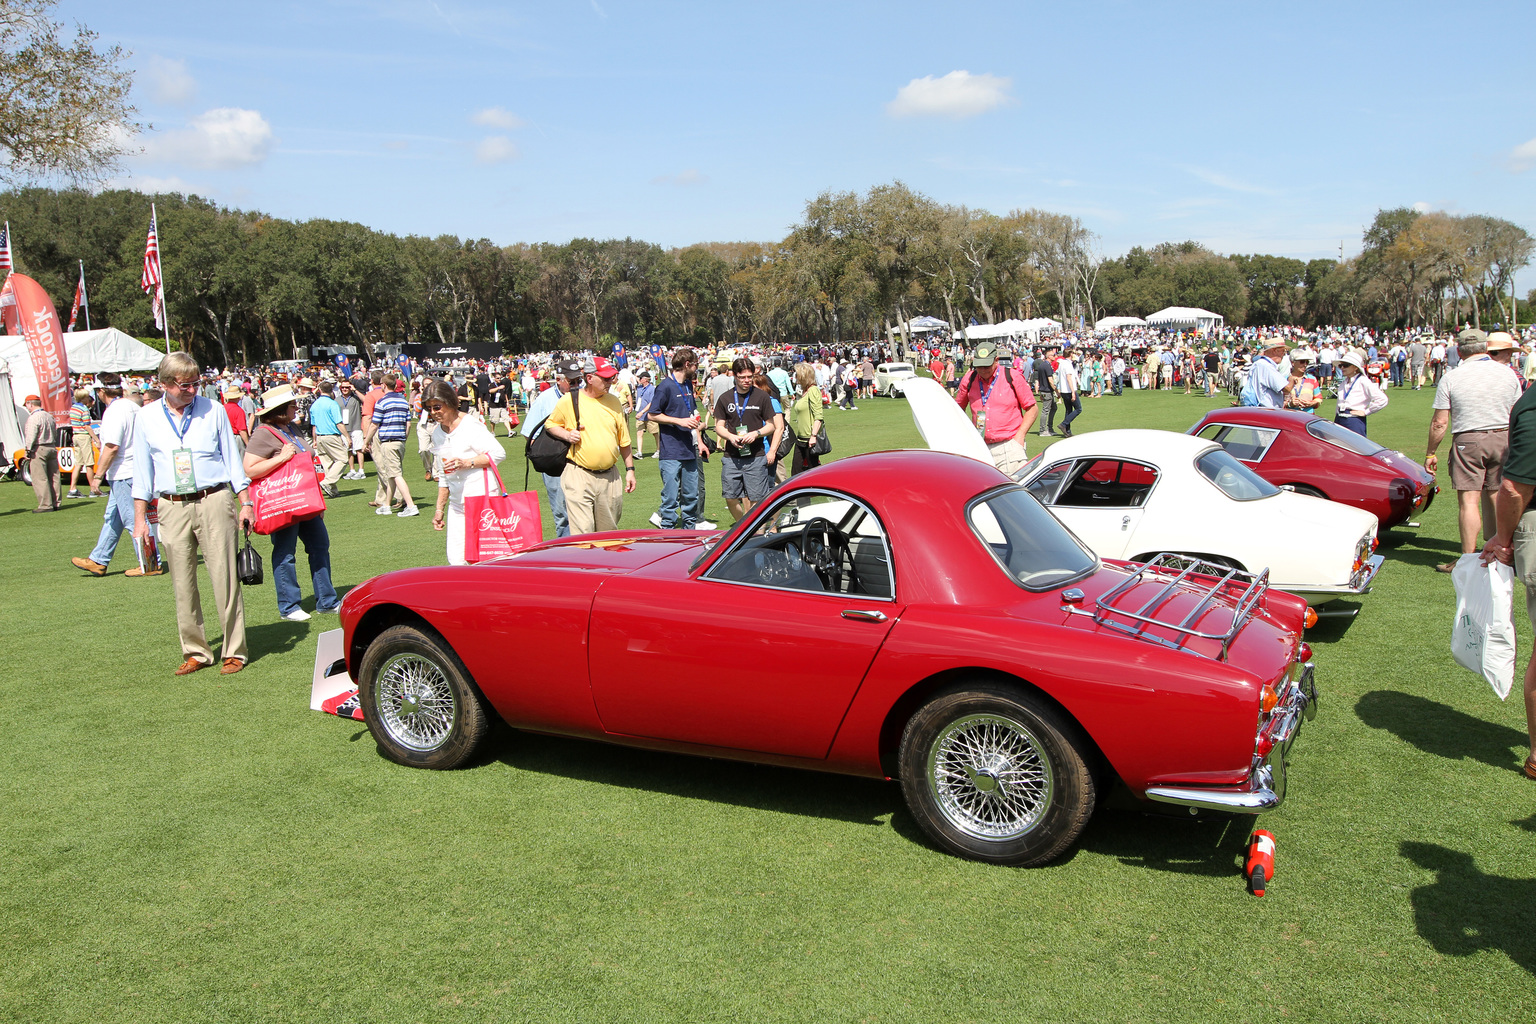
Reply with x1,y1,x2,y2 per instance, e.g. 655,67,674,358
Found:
336,450,1317,866
1188,407,1437,529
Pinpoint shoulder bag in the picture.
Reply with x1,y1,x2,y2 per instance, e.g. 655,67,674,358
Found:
526,388,580,477
250,425,327,535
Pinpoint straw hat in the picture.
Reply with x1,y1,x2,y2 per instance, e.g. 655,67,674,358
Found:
256,384,299,416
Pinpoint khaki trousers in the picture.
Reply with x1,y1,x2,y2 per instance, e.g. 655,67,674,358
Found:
417,421,436,477
560,462,622,535
29,447,59,508
314,433,348,488
158,486,247,664
371,438,387,503
376,439,413,509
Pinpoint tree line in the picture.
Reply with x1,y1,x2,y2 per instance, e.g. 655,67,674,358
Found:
0,185,1528,368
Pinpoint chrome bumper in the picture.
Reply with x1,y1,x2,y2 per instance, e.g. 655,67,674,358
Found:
1280,555,1384,605
1145,661,1317,813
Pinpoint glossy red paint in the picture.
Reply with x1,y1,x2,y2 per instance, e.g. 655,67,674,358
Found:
340,450,1307,799
1189,407,1437,529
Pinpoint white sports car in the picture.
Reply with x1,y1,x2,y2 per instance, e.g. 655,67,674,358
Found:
903,377,1382,606
874,362,918,396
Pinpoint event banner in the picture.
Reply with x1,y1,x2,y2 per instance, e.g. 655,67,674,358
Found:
1,273,72,427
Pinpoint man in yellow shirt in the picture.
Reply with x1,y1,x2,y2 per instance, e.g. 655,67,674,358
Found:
544,356,635,534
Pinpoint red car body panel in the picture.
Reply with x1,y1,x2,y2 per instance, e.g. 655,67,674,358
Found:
1188,408,1436,529
339,450,1306,799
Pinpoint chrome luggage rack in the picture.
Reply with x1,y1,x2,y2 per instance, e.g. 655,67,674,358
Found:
1063,553,1269,661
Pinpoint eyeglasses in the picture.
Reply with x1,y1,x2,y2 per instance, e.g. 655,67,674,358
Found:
165,379,200,390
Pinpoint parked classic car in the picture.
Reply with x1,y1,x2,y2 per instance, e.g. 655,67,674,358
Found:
873,362,918,396
902,377,1383,607
337,449,1317,867
1188,407,1437,530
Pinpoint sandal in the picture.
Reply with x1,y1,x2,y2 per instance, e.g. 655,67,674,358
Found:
1525,756,1536,780
1435,562,1457,573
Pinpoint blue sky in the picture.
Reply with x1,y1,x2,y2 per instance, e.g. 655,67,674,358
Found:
77,0,1534,262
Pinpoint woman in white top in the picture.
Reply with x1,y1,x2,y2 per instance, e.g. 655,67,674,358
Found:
1334,352,1388,436
424,378,507,565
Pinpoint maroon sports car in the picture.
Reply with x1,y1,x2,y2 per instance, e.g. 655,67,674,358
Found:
1189,407,1436,529
336,450,1317,866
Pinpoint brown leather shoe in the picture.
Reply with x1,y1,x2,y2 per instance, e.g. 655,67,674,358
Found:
174,656,211,676
124,566,165,578
220,658,244,675
71,556,107,577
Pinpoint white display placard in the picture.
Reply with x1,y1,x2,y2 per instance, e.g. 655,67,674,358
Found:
310,628,352,711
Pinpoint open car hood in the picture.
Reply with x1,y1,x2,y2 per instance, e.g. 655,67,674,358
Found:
903,376,993,465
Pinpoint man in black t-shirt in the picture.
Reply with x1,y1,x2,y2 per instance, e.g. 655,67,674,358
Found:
713,357,781,522
1032,347,1058,437
475,369,493,418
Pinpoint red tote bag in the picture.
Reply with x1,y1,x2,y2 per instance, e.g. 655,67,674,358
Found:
251,427,328,535
463,462,543,563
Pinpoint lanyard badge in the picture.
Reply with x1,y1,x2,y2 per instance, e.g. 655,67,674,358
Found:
164,398,199,494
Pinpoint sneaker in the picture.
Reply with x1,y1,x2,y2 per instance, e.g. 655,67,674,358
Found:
71,556,107,577
375,505,394,515
315,604,340,614
67,489,81,498
124,566,165,577
397,505,420,518
648,512,663,528
697,519,718,530
282,609,311,622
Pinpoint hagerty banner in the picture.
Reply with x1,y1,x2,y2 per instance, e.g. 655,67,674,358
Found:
1,273,72,427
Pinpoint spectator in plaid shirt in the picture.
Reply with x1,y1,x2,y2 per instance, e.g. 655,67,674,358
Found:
364,373,420,518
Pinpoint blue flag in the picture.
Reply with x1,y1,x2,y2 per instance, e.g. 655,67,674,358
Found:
334,354,350,376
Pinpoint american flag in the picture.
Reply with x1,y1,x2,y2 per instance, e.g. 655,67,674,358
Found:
0,223,11,273
141,210,164,330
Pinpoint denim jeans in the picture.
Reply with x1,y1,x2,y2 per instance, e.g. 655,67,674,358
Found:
88,477,135,566
542,472,569,538
270,515,338,615
657,458,702,528
1059,393,1083,432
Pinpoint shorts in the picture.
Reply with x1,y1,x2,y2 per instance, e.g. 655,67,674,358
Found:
490,407,509,424
72,432,93,469
986,439,1029,478
1513,508,1536,631
643,420,660,438
350,429,365,453
721,453,774,502
1448,429,1507,492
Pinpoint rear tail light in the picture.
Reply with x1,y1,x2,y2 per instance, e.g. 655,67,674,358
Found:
1260,681,1279,715
1298,641,1313,661
1304,608,1318,629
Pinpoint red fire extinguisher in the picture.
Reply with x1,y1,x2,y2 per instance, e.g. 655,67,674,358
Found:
1246,830,1277,896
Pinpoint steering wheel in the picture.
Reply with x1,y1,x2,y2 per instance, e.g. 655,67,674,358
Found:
797,517,848,591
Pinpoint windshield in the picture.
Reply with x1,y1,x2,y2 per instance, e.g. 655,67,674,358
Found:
1306,417,1386,456
882,363,914,373
1195,449,1280,501
967,486,1097,590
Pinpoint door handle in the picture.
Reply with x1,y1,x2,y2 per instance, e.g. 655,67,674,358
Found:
841,609,888,623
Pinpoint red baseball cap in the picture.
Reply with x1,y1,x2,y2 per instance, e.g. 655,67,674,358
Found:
585,356,619,379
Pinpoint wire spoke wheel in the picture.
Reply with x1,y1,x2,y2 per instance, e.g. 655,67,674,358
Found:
927,713,1053,841
375,652,457,751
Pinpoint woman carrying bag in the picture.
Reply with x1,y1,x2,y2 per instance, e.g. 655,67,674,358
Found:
1334,351,1389,436
789,363,826,476
243,384,338,622
424,379,507,565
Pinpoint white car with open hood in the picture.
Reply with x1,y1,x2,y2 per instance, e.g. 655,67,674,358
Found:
903,376,1382,607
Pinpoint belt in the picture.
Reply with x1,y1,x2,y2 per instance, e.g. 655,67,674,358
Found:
379,435,406,443
162,483,229,503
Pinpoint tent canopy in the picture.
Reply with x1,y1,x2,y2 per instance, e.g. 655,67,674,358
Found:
888,315,950,335
1095,315,1148,330
1146,306,1225,333
0,328,165,402
960,317,1061,341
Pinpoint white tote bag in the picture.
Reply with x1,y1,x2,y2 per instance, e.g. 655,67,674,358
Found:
1450,553,1516,700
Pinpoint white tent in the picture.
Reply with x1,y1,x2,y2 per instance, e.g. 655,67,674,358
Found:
0,328,164,400
962,318,1061,343
1146,306,1225,334
959,322,1008,340
1095,315,1148,330
888,315,950,335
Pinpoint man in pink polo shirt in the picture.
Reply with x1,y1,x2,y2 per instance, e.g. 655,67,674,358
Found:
954,341,1039,476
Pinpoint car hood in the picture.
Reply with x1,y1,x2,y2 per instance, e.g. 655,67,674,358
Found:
903,376,992,465
489,530,716,574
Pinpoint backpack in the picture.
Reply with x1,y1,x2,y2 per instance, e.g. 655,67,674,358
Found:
526,388,580,477
1238,369,1260,407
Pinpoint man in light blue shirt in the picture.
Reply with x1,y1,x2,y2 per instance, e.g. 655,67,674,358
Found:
132,352,255,677
309,380,346,497
1249,338,1291,408
519,360,581,537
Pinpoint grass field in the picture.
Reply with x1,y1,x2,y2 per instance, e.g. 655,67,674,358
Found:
2,382,1533,1022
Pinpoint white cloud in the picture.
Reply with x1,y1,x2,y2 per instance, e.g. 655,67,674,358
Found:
886,71,1013,119
475,136,520,164
107,174,199,195
1180,165,1279,196
1508,138,1536,173
1412,201,1432,213
147,56,197,106
590,0,607,18
471,106,524,130
383,139,410,151
651,169,706,186
142,108,274,169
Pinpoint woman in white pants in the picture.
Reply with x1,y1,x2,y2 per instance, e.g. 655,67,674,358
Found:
425,379,507,565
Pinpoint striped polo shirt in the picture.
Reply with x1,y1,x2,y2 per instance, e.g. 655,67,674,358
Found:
374,391,410,441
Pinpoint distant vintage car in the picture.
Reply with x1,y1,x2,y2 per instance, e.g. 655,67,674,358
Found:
873,362,918,396
1188,408,1437,530
336,449,1317,867
902,377,1382,607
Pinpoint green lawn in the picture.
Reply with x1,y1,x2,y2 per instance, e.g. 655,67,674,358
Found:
2,384,1533,1022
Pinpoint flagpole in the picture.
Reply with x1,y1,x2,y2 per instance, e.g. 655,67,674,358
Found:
153,204,171,353
80,259,91,330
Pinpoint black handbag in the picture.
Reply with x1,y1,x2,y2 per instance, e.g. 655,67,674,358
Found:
526,388,580,476
237,526,264,586
810,423,832,457
776,424,795,460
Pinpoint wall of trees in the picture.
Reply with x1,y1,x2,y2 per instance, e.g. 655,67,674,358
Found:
0,186,1528,367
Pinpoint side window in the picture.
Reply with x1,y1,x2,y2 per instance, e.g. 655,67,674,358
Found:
1026,461,1072,504
705,491,894,599
1056,460,1160,508
1200,424,1279,462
